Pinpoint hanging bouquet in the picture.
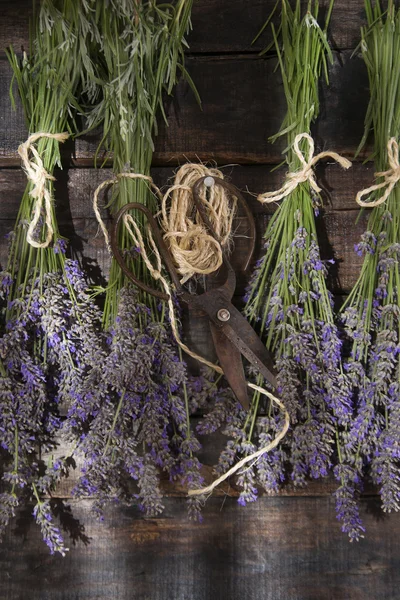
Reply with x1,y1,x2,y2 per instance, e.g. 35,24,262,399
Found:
198,0,353,506
338,0,400,540
0,0,103,554
64,1,213,520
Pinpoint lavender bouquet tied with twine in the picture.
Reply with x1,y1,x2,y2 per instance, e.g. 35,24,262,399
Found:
219,0,353,506
62,2,212,520
337,0,400,541
0,0,102,554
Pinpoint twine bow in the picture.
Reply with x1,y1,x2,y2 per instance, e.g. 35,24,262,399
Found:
18,132,69,248
356,137,400,208
258,132,352,204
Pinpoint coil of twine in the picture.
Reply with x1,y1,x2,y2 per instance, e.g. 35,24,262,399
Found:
160,163,236,283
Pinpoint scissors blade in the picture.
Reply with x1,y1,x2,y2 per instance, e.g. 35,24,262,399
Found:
209,323,250,411
216,304,278,389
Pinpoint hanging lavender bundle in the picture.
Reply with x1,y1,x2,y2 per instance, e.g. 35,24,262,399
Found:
202,0,352,506
0,1,102,554
85,0,198,327
60,2,212,520
337,0,400,541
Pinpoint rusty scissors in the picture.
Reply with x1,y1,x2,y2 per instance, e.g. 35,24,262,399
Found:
110,176,277,411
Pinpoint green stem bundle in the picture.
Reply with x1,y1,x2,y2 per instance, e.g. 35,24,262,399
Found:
84,0,196,328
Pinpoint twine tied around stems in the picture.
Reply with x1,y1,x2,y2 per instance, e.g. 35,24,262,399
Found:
92,164,290,497
92,172,162,253
356,137,400,208
18,132,69,248
257,133,352,204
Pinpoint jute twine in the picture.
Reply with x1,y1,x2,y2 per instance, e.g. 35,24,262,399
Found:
160,164,236,283
92,172,163,253
92,164,290,497
258,132,352,204
356,137,400,207
18,132,69,248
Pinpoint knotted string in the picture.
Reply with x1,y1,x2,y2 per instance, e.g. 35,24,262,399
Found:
356,137,400,207
92,164,290,497
258,133,352,204
160,164,236,283
18,132,69,248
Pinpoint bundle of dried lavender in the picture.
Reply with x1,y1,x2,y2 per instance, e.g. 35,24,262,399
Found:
67,286,205,521
84,0,197,327
337,0,400,541
0,0,102,554
57,2,209,520
199,0,352,507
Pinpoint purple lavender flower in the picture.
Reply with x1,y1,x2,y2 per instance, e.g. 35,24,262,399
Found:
333,464,365,542
33,500,69,556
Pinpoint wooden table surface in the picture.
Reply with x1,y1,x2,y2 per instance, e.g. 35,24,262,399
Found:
0,1,399,599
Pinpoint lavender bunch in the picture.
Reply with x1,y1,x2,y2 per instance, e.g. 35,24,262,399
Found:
83,0,196,327
228,0,352,504
337,0,400,540
0,255,109,553
67,287,204,521
0,270,64,554
63,2,207,518
0,1,103,553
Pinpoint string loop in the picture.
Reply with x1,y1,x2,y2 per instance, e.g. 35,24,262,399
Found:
92,172,161,253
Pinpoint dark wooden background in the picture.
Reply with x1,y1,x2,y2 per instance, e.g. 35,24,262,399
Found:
0,1,399,599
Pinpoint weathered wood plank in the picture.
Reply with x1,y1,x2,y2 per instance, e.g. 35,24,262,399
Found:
33,434,372,499
0,164,370,293
0,210,368,296
0,161,375,219
0,51,369,166
0,0,367,55
0,497,399,600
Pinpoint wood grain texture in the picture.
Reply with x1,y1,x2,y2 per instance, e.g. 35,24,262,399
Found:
0,2,397,597
0,160,375,219
38,434,375,500
0,164,370,293
0,497,399,600
0,50,369,166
